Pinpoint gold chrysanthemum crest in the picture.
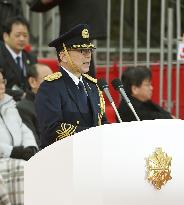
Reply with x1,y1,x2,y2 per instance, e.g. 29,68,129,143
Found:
82,29,89,39
55,123,77,141
146,147,172,190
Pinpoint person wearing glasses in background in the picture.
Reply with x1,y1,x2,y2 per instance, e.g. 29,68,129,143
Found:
35,24,108,149
117,66,175,122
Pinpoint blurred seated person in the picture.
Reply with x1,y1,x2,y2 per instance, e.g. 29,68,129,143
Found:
0,173,11,205
0,69,38,160
0,158,24,205
117,66,174,121
17,63,53,147
0,16,37,101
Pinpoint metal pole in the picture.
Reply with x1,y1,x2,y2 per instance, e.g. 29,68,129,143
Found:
146,0,151,68
93,40,97,72
25,3,30,21
134,0,138,66
176,0,181,118
51,9,56,40
119,0,125,79
106,0,111,83
38,14,43,57
160,0,166,106
167,8,173,113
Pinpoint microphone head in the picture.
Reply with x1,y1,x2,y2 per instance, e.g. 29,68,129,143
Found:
97,78,109,91
111,78,123,90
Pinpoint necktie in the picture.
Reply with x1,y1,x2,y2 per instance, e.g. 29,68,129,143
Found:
16,56,22,70
78,81,87,105
16,56,25,88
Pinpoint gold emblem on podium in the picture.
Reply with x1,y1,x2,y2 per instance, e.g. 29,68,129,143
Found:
146,148,172,190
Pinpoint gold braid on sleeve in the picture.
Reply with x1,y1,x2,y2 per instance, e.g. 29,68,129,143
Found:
55,123,77,141
97,85,106,125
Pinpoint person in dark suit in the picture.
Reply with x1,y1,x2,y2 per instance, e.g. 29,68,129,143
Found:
35,24,108,148
0,16,37,101
27,0,107,77
17,63,53,147
117,66,174,122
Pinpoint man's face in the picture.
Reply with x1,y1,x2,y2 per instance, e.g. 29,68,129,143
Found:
132,79,153,102
67,49,92,74
0,73,6,100
4,23,29,54
29,65,53,94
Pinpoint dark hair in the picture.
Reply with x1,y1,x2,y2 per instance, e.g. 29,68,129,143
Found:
57,51,61,62
0,68,5,78
3,16,29,34
26,63,51,79
26,64,38,80
121,66,152,96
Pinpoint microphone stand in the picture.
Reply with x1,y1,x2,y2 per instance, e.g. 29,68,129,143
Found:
111,101,123,123
119,88,140,121
103,88,123,123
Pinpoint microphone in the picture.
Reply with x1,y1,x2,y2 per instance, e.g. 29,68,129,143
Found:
97,78,123,123
111,78,140,121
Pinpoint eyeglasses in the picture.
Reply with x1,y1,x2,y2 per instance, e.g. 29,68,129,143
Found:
69,49,92,55
0,79,7,85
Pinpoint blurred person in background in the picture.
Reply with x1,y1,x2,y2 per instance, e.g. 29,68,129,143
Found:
0,173,11,205
0,158,24,205
27,0,107,78
117,66,175,121
0,69,38,161
0,16,37,101
17,63,53,147
0,0,24,41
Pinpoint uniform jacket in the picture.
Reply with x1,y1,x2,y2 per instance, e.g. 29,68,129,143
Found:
28,0,107,39
0,42,37,100
0,94,37,158
117,96,173,122
17,90,40,146
35,67,108,148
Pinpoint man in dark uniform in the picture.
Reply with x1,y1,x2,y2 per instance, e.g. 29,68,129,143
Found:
117,66,175,121
35,24,108,149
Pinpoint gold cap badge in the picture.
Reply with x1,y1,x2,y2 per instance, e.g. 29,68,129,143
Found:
82,29,89,39
146,148,172,190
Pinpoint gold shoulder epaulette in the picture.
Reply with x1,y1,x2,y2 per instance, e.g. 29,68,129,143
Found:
44,72,62,81
82,74,97,83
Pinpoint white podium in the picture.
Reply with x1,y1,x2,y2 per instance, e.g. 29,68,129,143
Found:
25,119,184,205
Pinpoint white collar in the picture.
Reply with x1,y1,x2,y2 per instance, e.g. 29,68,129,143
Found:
5,44,22,61
61,66,83,85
